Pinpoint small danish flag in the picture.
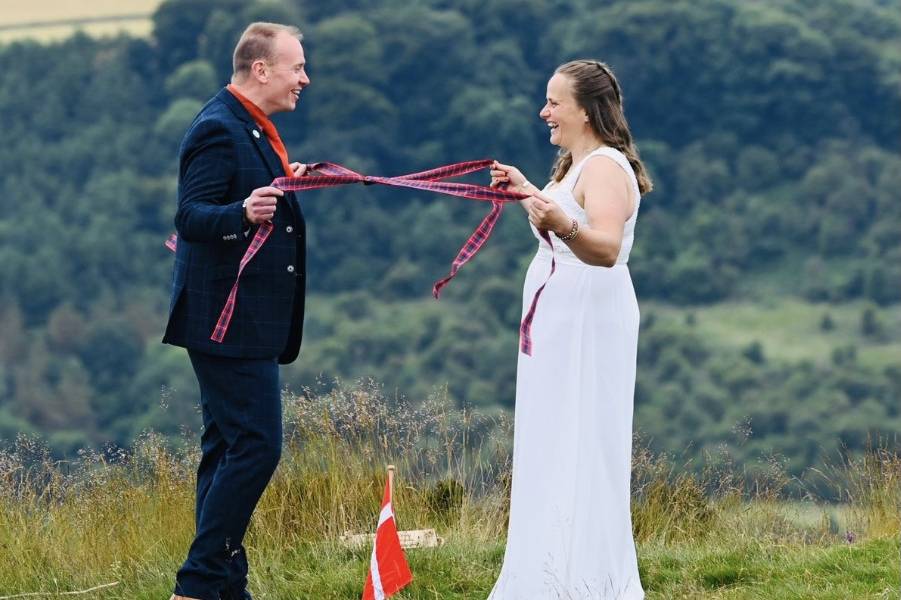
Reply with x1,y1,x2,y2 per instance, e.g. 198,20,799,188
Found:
362,471,413,599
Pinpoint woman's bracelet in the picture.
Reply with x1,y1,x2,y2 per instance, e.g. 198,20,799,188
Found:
558,218,580,242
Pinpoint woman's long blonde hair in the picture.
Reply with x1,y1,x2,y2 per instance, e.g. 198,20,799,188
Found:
550,60,653,195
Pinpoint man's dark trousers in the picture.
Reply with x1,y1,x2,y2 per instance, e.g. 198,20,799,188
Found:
174,350,281,600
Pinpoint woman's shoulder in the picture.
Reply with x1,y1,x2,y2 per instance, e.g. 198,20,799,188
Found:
588,146,629,166
581,148,632,181
574,148,638,213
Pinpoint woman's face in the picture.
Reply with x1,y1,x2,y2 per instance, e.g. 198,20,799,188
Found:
539,73,588,149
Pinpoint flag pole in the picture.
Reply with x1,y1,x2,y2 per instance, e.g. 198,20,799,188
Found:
387,464,396,501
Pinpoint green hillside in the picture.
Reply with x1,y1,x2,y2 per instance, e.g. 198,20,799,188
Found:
0,0,898,483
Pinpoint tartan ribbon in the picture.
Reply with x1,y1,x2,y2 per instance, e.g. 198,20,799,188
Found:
166,160,557,355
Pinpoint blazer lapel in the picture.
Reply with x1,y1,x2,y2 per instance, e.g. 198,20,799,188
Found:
246,123,284,180
217,88,282,180
217,87,303,224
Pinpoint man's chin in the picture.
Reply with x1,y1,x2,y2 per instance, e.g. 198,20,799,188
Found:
274,98,298,113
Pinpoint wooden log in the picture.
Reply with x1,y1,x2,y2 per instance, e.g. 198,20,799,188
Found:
340,528,444,549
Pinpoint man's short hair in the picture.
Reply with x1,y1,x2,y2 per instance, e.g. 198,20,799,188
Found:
233,22,303,79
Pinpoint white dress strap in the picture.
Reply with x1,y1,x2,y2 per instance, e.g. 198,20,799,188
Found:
565,146,632,190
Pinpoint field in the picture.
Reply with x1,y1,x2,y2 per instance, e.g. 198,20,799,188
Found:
1,382,898,599
645,299,901,371
0,1,160,44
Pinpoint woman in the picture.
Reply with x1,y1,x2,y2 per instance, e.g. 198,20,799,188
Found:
487,60,653,599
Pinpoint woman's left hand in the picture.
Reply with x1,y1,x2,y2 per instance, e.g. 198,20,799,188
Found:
527,195,570,235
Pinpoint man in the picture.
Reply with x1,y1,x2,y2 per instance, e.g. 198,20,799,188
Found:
162,22,310,600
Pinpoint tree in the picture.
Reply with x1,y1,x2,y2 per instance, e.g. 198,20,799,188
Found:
153,0,245,72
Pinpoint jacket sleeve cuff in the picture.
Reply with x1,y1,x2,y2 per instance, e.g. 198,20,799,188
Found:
219,201,247,242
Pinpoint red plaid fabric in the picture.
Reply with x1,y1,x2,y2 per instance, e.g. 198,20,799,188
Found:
210,221,274,342
432,201,503,298
272,160,524,203
168,160,556,355
519,229,556,356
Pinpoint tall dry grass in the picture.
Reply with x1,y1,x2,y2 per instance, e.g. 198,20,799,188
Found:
0,379,898,596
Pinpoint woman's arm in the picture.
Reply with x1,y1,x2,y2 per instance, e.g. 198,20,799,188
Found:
527,156,634,267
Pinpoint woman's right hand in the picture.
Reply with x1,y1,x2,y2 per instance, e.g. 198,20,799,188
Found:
490,161,530,193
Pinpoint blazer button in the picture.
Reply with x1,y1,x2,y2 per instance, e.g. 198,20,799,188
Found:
286,225,293,233
287,265,295,273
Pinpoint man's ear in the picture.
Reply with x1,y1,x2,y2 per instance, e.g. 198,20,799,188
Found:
250,59,268,83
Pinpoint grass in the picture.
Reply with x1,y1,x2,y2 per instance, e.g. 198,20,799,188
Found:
645,298,901,371
1,380,898,599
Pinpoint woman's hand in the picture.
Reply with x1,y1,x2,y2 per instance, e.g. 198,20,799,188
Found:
289,162,308,177
527,195,571,235
490,161,531,193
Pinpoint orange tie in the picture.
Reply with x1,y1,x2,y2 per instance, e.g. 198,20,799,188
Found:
227,84,292,176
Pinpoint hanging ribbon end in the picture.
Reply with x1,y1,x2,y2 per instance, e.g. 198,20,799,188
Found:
519,336,533,356
210,318,231,344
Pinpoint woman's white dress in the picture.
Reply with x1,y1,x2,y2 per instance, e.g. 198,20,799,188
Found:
488,147,644,600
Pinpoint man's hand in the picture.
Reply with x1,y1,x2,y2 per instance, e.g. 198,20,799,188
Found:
243,186,283,224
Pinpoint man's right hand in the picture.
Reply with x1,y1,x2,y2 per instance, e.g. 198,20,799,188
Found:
243,186,284,224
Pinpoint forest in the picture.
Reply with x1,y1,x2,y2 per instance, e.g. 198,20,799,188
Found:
0,0,898,481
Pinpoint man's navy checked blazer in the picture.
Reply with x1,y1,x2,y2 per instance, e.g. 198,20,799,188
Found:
163,88,306,364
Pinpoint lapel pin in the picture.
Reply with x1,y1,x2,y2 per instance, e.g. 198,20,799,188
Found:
252,129,261,139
